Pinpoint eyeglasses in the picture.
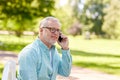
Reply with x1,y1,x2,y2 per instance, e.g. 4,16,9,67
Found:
43,27,61,33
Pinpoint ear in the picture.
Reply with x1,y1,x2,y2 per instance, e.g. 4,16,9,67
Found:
39,28,43,32
39,28,44,36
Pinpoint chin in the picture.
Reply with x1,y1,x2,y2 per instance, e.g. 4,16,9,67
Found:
49,41,56,45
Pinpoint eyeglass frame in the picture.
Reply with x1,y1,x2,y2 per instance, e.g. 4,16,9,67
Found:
42,27,61,33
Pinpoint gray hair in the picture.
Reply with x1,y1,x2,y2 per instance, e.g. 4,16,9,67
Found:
39,16,61,28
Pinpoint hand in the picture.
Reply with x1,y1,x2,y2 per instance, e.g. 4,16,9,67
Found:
57,34,69,50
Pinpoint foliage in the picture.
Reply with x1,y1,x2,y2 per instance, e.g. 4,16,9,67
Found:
70,0,120,39
71,0,107,35
68,22,82,36
102,0,120,39
0,0,55,37
52,0,76,34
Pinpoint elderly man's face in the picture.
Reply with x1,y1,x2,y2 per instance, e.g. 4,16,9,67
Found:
42,20,61,45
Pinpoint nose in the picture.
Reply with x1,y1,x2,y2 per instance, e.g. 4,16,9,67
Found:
53,31,59,35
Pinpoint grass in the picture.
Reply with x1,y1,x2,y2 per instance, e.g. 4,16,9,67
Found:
0,34,36,53
68,36,120,76
0,35,120,79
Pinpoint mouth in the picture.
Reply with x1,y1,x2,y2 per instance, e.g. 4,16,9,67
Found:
51,36,58,40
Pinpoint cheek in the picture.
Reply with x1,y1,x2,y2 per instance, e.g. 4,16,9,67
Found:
43,32,51,39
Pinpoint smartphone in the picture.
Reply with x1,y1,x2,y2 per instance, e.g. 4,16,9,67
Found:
58,35,63,42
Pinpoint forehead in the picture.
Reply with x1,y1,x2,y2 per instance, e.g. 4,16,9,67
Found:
47,20,61,29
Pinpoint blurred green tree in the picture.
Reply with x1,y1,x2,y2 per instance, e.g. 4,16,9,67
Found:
71,0,107,35
53,1,74,34
53,0,79,35
102,0,120,39
0,0,54,37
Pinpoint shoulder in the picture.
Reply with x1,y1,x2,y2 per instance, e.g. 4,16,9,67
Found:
18,43,39,60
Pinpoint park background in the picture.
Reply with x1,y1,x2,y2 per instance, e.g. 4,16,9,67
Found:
0,0,120,79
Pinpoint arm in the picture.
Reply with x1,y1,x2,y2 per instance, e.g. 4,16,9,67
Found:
58,49,72,77
57,34,72,76
18,48,38,80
